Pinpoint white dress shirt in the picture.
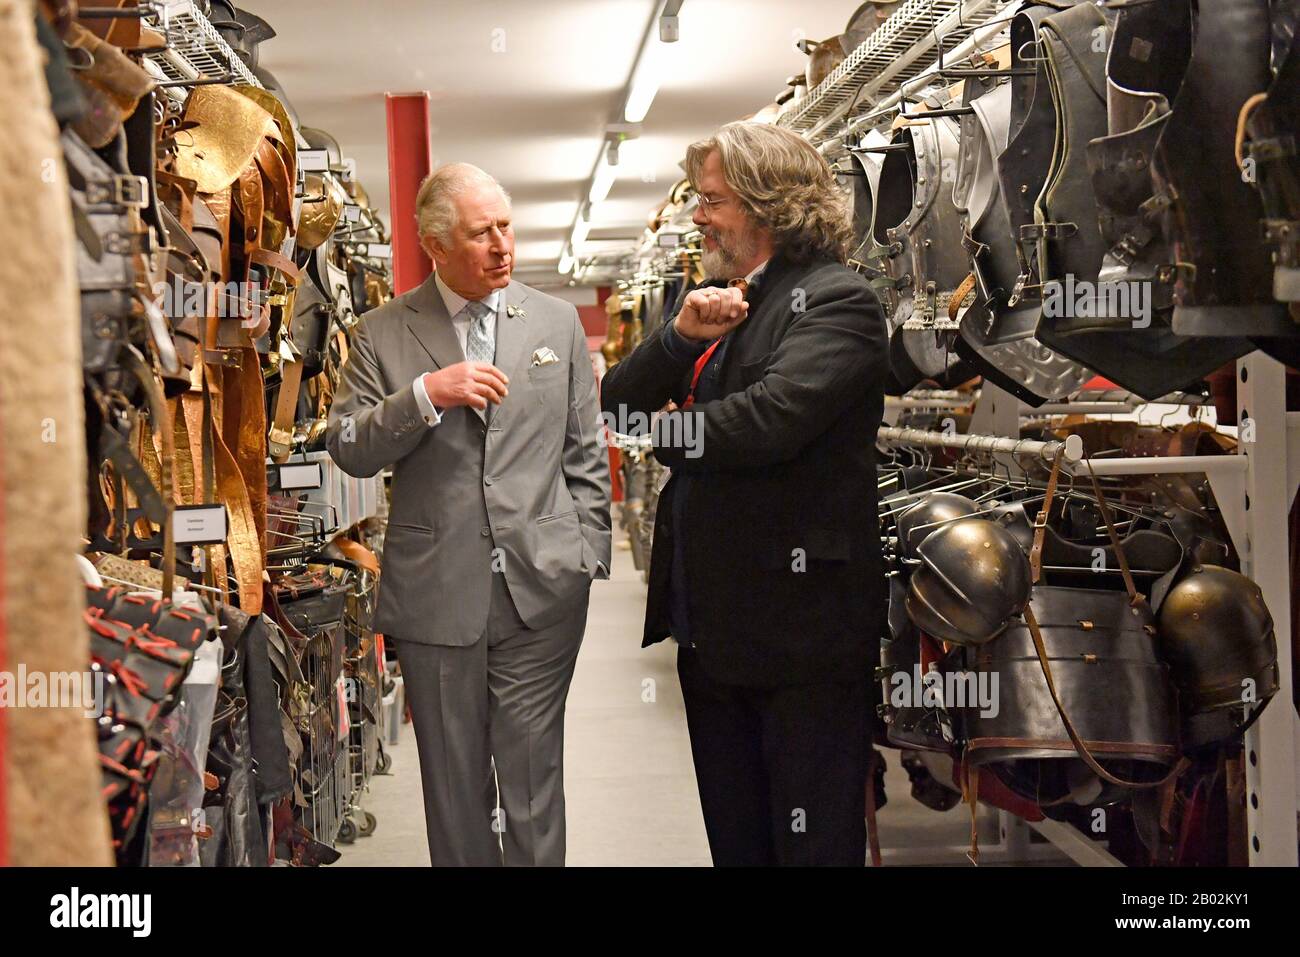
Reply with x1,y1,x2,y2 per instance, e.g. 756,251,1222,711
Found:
411,274,503,425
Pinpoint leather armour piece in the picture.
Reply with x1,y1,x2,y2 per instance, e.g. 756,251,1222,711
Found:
1017,0,1254,396
1157,0,1294,339
954,73,1091,402
174,84,278,194
1242,3,1300,330
963,585,1180,805
876,104,973,387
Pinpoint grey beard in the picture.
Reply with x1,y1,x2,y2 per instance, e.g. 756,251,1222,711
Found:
700,228,758,280
700,246,731,279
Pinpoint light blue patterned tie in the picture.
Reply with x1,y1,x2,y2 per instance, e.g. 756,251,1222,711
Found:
463,299,496,365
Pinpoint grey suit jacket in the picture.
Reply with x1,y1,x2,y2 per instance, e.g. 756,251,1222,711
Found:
326,273,611,646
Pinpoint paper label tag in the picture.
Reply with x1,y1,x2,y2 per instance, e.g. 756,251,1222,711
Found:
299,149,330,172
173,504,228,545
365,242,392,259
341,204,361,223
657,232,681,248
276,462,323,490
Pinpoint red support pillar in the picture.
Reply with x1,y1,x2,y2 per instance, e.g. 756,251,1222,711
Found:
385,92,433,296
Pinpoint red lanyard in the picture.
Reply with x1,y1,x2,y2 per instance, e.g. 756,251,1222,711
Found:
682,338,723,409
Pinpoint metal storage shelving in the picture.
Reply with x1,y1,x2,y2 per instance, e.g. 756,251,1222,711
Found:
809,0,1297,866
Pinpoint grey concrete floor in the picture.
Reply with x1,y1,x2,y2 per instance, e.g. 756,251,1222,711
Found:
337,528,1011,867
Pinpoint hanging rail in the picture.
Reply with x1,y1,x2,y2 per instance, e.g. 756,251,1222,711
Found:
877,426,1082,463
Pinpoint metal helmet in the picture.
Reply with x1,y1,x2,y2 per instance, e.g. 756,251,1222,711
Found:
896,492,980,559
1157,565,1279,717
297,172,347,251
905,518,1031,645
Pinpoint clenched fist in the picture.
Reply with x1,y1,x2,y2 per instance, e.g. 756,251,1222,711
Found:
422,361,509,411
674,285,749,342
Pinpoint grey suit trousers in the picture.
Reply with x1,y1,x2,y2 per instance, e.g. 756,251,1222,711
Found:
394,571,588,866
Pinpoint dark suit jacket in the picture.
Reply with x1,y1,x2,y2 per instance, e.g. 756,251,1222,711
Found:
600,250,889,687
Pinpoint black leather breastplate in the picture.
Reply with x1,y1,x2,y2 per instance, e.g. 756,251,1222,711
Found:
1035,2,1109,291
1157,0,1293,339
1086,0,1188,313
1026,1,1253,397
1245,4,1300,322
955,74,1091,402
997,5,1060,312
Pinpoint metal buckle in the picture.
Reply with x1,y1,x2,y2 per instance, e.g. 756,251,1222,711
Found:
961,225,988,258
1108,231,1147,268
1008,271,1039,308
87,175,148,209
1261,220,1300,263
202,349,242,367
115,175,148,208
1019,221,1078,243
1140,188,1175,216
267,427,294,457
103,231,152,255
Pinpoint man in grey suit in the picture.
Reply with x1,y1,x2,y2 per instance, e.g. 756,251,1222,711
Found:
326,163,611,866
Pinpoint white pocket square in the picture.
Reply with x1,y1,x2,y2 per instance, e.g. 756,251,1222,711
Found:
531,347,560,367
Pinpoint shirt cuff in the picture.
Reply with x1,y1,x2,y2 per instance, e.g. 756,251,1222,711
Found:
412,375,443,426
661,318,711,363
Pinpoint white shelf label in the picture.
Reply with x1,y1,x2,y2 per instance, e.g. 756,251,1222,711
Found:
299,149,330,172
173,505,228,545
278,462,324,490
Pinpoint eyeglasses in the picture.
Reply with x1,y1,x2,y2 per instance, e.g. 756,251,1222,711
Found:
696,194,731,218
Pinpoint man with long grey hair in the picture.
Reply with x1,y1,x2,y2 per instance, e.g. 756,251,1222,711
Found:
601,122,889,865
327,163,610,866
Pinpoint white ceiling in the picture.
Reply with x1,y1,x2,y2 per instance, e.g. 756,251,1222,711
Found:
240,0,863,283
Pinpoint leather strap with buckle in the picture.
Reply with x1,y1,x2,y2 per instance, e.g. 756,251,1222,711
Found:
1028,446,1064,585
85,173,149,208
1020,452,1187,790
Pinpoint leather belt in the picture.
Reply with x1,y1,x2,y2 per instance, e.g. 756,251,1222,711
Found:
268,349,304,461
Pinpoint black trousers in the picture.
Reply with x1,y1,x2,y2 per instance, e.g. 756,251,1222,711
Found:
677,646,870,866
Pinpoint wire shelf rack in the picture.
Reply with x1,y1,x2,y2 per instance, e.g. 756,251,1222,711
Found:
777,0,1014,145
142,0,262,91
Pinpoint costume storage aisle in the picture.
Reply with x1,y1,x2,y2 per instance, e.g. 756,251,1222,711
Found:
1,2,1297,915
